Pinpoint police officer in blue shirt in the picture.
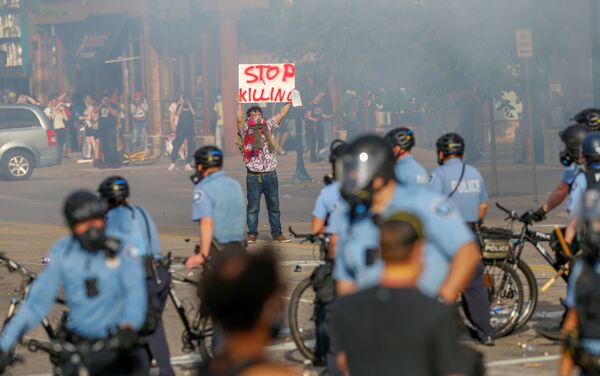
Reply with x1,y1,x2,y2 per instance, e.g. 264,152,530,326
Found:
0,190,147,374
522,124,589,223
561,188,600,375
565,133,600,246
98,176,174,376
310,140,347,368
186,146,246,269
384,127,429,186
312,140,347,238
429,132,494,345
333,135,480,306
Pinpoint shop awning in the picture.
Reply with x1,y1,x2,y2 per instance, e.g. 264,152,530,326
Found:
74,14,127,63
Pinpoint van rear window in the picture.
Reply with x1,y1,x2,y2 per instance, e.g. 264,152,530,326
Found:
0,108,41,130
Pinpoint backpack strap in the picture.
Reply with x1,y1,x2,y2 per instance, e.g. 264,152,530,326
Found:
447,162,466,199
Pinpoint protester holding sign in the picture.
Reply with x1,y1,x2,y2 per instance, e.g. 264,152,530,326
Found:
236,96,292,243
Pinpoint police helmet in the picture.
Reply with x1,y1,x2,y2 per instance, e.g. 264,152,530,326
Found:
578,188,600,260
98,176,129,202
337,135,395,217
573,108,600,131
63,190,107,228
559,124,589,166
193,145,224,170
385,127,416,151
436,133,465,157
581,132,600,165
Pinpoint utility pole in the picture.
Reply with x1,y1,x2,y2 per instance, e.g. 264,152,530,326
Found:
592,0,600,105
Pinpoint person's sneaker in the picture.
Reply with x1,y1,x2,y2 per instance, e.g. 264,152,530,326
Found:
168,163,176,171
480,336,495,346
273,235,291,243
247,235,257,244
184,164,193,171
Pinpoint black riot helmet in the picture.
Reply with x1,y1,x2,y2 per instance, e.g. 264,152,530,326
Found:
581,132,600,165
559,124,589,167
577,188,600,260
436,133,465,165
323,140,348,185
385,127,416,152
63,190,108,229
191,146,224,185
573,108,600,131
337,135,396,220
98,176,129,206
194,145,224,169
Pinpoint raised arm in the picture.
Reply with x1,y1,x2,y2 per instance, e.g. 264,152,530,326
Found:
236,95,245,132
274,103,292,125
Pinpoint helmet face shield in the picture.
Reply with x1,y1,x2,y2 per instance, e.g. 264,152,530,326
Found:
338,152,378,200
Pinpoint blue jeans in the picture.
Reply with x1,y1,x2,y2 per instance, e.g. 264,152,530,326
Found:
131,120,148,152
246,171,282,238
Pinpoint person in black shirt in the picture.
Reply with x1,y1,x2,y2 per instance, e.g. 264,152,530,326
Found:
333,211,472,376
304,91,325,163
169,94,197,172
97,93,121,168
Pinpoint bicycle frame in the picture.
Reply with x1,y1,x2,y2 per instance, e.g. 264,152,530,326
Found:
497,206,568,282
0,255,58,339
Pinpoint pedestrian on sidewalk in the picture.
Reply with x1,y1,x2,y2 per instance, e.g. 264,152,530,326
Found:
236,96,292,243
130,93,149,153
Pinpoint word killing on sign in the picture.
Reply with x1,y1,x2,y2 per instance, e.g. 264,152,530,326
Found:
238,63,296,103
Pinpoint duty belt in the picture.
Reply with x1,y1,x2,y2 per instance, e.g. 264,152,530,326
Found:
246,168,275,176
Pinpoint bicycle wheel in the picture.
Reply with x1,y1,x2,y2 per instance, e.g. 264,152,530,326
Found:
460,261,524,338
511,259,538,331
288,277,316,361
197,315,215,361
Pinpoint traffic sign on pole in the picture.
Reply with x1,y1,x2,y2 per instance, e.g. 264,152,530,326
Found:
516,29,533,59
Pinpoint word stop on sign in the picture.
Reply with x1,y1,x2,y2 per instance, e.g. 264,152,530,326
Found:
238,63,296,103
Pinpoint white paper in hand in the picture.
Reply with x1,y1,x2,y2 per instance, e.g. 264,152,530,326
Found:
291,90,302,107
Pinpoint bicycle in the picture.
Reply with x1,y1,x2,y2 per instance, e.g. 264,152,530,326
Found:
480,202,565,332
0,253,63,339
458,259,524,338
165,253,214,361
287,227,330,363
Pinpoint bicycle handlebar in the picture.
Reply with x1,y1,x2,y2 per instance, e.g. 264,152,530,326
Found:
288,226,325,244
0,254,35,282
495,202,531,224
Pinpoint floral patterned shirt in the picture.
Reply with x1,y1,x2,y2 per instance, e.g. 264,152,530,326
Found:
243,117,279,173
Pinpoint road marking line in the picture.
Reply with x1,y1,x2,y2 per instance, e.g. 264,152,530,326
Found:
485,354,560,367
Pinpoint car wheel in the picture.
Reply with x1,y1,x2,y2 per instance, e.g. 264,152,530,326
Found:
2,150,35,181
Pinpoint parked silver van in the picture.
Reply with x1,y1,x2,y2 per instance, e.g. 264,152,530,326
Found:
0,104,61,180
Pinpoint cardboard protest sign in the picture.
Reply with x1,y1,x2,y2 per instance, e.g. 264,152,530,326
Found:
238,63,295,103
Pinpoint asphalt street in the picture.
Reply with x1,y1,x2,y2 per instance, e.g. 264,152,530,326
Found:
0,148,574,375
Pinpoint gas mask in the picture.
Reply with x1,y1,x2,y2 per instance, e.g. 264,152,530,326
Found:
190,165,204,185
76,226,106,252
559,149,574,167
342,186,375,224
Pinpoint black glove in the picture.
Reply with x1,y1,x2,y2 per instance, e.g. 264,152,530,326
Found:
115,328,139,351
0,350,11,373
521,207,546,223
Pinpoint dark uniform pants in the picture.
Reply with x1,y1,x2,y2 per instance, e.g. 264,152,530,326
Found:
462,261,494,340
319,300,344,376
138,264,175,376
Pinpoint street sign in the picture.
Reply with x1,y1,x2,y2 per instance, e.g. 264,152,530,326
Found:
516,29,533,59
